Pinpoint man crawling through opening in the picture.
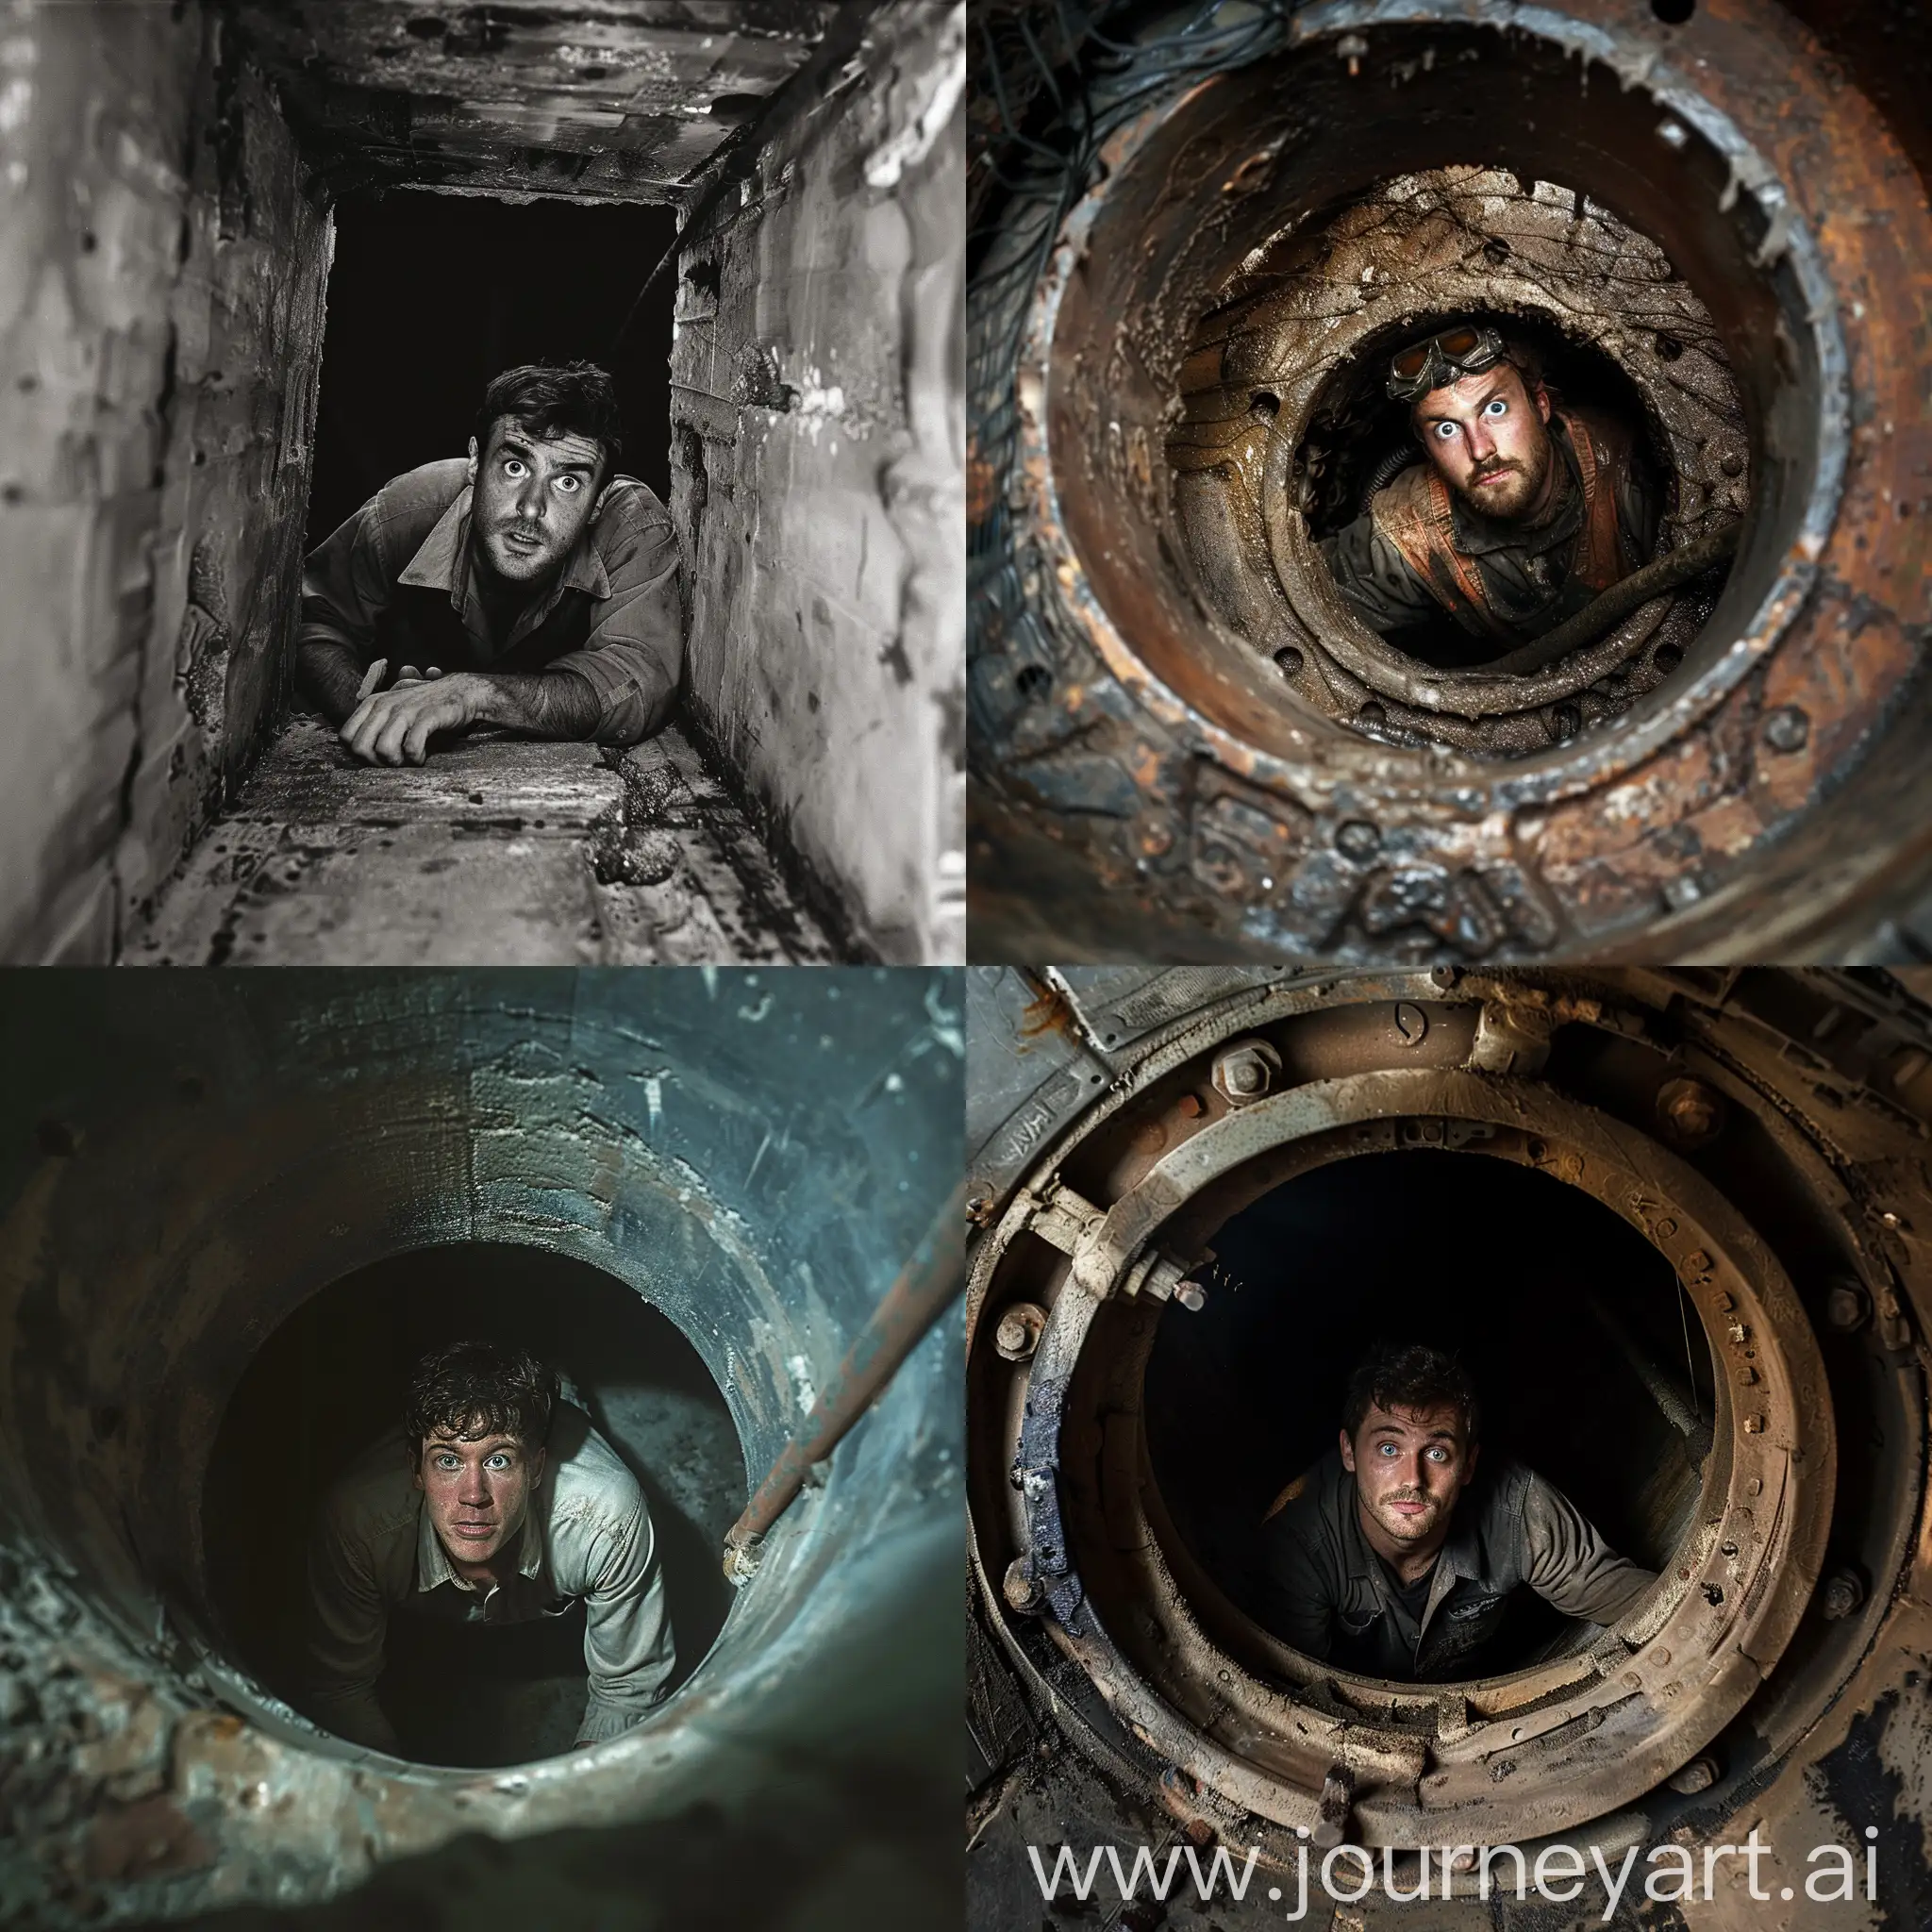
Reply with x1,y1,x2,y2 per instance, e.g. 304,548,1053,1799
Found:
299,360,683,766
1257,1343,1656,1681
306,1340,675,1757
1319,324,1657,655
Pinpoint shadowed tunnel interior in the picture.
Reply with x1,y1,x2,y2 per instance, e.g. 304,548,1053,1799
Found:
1146,1151,1710,1675
0,969,963,1924
205,1244,741,1768
306,195,679,541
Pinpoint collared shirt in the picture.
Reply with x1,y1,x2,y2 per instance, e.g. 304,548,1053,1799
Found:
1318,415,1657,651
1255,1448,1657,1681
306,1404,675,1752
299,458,684,744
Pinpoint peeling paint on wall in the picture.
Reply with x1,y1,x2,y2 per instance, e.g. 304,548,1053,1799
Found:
0,1,327,963
671,2,965,965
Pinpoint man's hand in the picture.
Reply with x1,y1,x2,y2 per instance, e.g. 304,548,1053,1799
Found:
341,663,480,766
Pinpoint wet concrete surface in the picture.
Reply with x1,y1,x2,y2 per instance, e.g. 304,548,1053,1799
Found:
129,719,839,966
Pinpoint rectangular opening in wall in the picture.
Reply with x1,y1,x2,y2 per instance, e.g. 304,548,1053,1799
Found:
308,195,679,545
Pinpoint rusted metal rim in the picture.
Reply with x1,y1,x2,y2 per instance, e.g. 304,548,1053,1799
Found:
991,1073,1832,1846
1014,0,1847,806
975,0,1932,959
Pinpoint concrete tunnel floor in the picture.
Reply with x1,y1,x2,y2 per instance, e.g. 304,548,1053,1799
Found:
203,1244,743,1769
129,721,840,967
1143,1150,1709,1677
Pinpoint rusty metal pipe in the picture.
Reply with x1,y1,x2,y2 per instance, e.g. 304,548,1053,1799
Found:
724,1176,968,1582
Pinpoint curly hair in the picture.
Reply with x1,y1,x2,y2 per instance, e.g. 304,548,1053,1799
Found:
474,359,623,472
1341,1342,1481,1443
405,1340,557,1457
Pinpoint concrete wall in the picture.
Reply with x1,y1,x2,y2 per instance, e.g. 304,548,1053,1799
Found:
0,3,327,963
671,2,965,965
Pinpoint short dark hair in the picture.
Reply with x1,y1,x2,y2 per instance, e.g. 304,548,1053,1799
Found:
474,360,623,473
405,1340,557,1457
1341,1342,1480,1443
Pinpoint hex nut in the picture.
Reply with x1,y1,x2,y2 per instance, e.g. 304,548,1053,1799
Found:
1003,1558,1044,1614
1667,1756,1719,1795
1657,1076,1726,1146
1820,1569,1865,1621
1210,1039,1282,1108
1824,1280,1870,1331
993,1303,1047,1362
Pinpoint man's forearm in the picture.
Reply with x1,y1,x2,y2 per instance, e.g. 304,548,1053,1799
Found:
468,668,603,741
299,639,375,724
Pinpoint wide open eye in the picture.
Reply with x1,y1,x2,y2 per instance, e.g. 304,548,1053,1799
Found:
1433,419,1459,441
1483,397,1509,419
502,458,528,478
554,475,582,495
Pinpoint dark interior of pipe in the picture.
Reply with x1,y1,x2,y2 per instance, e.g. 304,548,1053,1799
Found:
1143,1151,1710,1674
1297,308,1686,671
307,193,681,544
204,1242,742,1767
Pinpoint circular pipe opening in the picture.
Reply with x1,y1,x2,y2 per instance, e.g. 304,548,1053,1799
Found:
1028,10,1834,784
0,972,962,1915
204,1244,742,1768
1144,1151,1711,1677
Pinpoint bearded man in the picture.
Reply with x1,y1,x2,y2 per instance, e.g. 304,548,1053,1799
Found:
1319,324,1657,655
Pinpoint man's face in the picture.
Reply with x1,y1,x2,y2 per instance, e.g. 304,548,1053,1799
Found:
1340,1400,1478,1548
1413,362,1553,520
466,419,607,585
413,1421,546,1566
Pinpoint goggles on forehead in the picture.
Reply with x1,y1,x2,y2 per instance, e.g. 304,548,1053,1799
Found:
1386,324,1507,402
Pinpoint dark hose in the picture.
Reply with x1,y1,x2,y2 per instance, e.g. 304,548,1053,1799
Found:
1487,520,1742,676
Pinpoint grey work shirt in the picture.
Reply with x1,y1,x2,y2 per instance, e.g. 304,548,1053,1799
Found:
1256,1448,1656,1681
306,1404,675,1752
1318,417,1657,641
299,458,684,744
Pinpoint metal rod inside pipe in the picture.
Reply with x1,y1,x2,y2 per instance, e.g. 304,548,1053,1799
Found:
724,1177,967,1578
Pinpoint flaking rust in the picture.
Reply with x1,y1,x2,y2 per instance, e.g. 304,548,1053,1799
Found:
970,0,1932,964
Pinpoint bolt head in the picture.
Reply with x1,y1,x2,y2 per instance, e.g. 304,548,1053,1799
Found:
1667,1756,1719,1795
1210,1041,1278,1107
1003,1558,1043,1614
1824,1282,1869,1331
1657,1076,1724,1145
1174,1280,1207,1313
993,1303,1045,1362
1763,705,1810,754
1821,1571,1864,1620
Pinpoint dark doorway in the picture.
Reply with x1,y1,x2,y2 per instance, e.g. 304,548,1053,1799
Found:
306,193,681,546
204,1243,742,1766
1144,1151,1709,1674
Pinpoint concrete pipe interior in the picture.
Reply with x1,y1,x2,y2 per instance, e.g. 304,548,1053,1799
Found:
0,971,962,1921
1143,1150,1711,1673
967,978,1925,1856
204,1244,742,1768
1028,5,1832,778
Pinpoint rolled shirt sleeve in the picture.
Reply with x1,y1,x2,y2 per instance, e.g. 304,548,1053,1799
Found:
574,1485,677,1745
545,506,684,746
1520,1471,1657,1626
305,1491,403,1754
299,501,396,667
